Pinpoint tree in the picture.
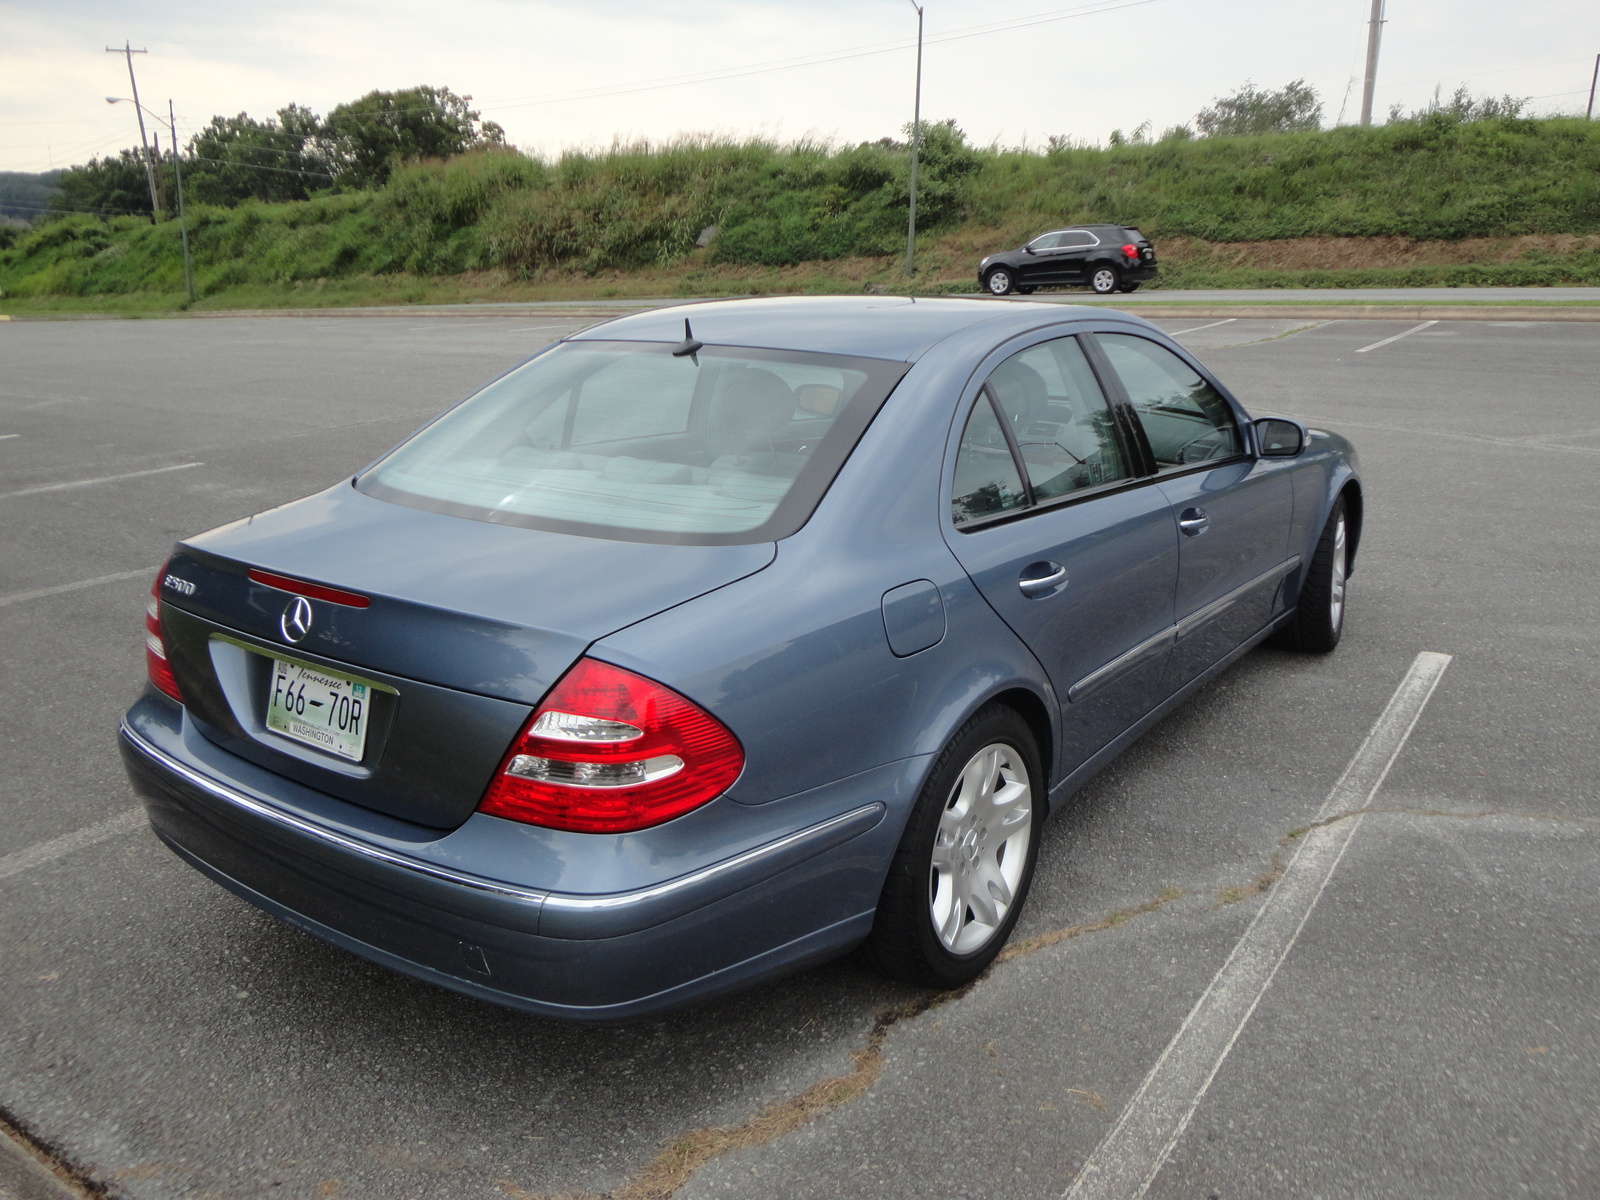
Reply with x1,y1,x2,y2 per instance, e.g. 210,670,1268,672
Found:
183,105,333,206
1389,85,1528,125
50,150,154,218
319,86,506,188
1193,79,1323,137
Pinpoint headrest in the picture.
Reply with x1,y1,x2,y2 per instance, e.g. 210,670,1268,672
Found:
988,360,1049,422
716,368,796,439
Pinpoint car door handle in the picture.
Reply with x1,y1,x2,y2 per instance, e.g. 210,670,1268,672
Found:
1178,507,1209,536
1018,562,1068,598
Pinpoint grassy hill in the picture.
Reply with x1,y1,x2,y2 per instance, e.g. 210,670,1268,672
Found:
4,115,1599,311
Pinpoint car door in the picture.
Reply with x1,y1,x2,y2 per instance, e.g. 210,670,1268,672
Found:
1054,230,1100,284
1088,331,1297,691
1018,233,1070,285
943,333,1179,774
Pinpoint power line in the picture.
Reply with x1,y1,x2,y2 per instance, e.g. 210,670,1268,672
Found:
479,0,1161,113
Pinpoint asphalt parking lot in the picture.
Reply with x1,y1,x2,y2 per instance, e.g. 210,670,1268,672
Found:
2,309,1598,1199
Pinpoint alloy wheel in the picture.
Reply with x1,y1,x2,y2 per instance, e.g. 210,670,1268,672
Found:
928,742,1033,955
1330,514,1348,631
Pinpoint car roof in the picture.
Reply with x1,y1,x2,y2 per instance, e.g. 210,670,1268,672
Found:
568,295,1133,362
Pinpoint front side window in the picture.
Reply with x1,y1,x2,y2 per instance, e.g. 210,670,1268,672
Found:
360,341,906,544
1027,232,1066,251
1096,333,1242,468
952,336,1132,527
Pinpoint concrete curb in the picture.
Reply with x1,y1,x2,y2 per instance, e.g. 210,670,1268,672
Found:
1072,303,1600,321
4,301,1599,323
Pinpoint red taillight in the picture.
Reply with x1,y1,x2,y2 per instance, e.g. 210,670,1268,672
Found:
145,565,183,702
478,657,744,833
1122,243,1138,259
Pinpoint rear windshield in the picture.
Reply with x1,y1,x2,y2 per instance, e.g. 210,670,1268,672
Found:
357,340,908,545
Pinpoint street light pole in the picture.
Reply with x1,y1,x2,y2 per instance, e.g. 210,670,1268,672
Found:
905,0,924,279
1359,0,1386,127
106,42,162,217
108,95,195,303
1587,52,1598,120
169,99,195,304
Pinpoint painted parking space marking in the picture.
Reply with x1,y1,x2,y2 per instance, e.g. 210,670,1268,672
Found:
0,461,201,500
0,808,145,884
1167,319,1238,336
1063,650,1453,1200
0,433,19,441
1355,320,1438,354
0,567,158,609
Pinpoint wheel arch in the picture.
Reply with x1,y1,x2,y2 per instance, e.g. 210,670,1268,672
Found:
989,686,1056,807
1339,478,1364,576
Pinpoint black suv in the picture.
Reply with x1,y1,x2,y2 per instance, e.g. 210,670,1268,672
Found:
978,225,1157,296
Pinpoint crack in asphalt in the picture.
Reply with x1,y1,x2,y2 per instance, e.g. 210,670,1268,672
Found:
493,887,1200,1200
503,804,1600,1200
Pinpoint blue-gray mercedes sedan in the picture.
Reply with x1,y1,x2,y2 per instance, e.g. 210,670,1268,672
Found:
120,296,1361,1021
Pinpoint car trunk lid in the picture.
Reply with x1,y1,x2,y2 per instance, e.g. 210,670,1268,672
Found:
155,482,774,828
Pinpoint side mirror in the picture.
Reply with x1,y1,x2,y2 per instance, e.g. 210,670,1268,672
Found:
1024,245,1035,255
1254,417,1306,458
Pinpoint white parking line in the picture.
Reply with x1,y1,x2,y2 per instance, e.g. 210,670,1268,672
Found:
0,461,201,500
0,433,20,441
1064,650,1453,1200
1355,320,1438,354
1167,319,1238,336
0,808,146,883
0,567,158,609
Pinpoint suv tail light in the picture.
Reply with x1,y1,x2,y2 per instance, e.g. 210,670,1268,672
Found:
145,565,183,702
1121,243,1138,259
478,658,743,833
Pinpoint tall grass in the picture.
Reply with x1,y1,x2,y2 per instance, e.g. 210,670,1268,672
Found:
3,116,1598,302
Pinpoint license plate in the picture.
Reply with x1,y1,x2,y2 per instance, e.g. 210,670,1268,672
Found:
266,659,374,762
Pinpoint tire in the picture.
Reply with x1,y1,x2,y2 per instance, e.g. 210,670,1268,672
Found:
984,268,1016,296
1089,264,1121,295
1272,498,1349,653
1118,281,1142,293
865,705,1042,988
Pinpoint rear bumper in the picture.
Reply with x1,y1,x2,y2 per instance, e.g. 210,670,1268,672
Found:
120,696,910,1021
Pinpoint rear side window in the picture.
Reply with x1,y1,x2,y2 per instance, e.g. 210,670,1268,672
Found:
360,341,907,545
984,337,1130,502
1058,230,1098,248
1095,333,1242,468
952,398,1030,526
952,336,1133,527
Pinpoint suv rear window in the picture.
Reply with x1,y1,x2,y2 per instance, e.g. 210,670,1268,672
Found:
358,341,908,545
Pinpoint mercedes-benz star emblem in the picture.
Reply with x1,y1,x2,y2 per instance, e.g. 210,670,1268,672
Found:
280,596,314,644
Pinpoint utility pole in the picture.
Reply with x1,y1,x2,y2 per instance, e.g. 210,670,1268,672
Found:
106,42,162,217
170,99,195,304
1588,52,1598,119
1359,0,1387,126
905,0,924,279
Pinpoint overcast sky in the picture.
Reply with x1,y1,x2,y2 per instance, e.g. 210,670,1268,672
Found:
3,0,1597,174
